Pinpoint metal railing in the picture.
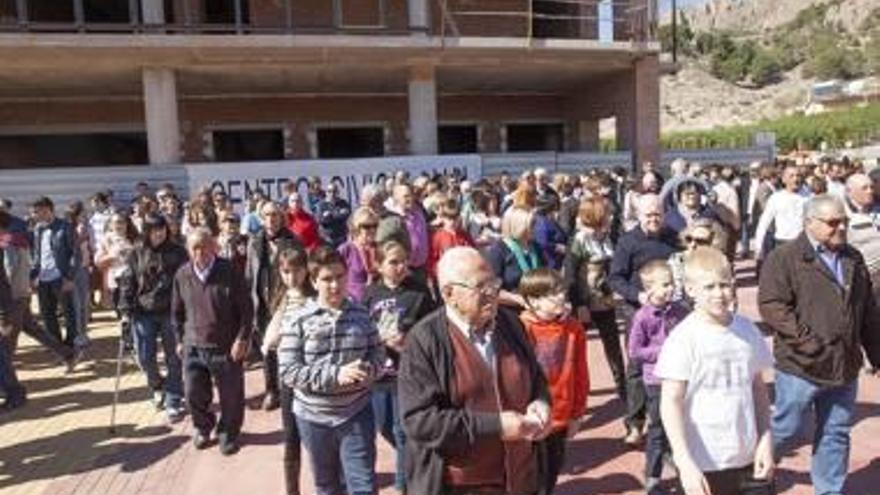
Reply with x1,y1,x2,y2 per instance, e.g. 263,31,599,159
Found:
436,0,657,42
0,0,655,41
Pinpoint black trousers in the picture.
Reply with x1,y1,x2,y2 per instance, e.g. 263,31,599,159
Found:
184,346,245,439
279,384,301,495
591,309,627,401
677,465,775,495
545,429,568,494
619,304,646,432
264,349,280,397
645,385,669,478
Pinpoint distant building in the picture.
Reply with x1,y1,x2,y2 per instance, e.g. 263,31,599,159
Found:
0,0,661,169
805,77,880,115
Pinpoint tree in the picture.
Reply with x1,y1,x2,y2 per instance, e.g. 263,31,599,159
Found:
867,31,880,75
750,49,782,86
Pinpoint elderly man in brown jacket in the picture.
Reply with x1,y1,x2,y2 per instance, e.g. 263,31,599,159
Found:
399,246,551,495
758,194,880,495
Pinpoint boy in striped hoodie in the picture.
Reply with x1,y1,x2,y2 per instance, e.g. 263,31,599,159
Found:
278,246,384,495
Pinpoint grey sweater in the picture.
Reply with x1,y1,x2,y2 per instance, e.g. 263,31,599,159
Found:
278,298,384,426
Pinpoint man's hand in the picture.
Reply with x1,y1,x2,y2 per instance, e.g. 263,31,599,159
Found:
753,434,775,480
384,334,405,353
500,411,542,441
61,279,75,293
678,460,711,495
337,359,369,386
230,338,249,362
524,400,552,440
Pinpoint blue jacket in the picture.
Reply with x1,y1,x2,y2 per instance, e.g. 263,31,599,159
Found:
608,226,678,306
30,218,79,283
533,213,568,270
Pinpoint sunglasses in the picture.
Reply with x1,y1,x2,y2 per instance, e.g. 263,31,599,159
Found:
685,236,713,246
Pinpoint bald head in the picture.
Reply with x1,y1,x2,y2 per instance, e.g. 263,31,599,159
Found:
437,247,487,291
637,193,663,235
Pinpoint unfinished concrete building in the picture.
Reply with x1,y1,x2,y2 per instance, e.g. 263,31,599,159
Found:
0,0,660,169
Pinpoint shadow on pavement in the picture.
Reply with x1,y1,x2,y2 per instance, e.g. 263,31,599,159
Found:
554,472,642,495
0,424,184,490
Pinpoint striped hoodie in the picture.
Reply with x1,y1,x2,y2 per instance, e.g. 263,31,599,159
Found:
278,298,384,426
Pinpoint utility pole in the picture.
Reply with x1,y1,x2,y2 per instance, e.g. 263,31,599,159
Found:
671,0,678,63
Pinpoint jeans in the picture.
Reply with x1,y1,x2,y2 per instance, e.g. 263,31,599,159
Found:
37,279,80,348
372,380,405,491
280,384,302,495
592,309,627,401
645,385,669,479
72,267,91,339
297,405,377,495
132,313,183,407
0,333,25,403
772,370,857,495
184,346,245,439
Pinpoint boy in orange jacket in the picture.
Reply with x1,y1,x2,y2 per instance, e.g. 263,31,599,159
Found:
519,268,589,493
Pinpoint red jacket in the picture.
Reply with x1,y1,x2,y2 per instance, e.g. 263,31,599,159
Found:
286,210,320,251
427,227,474,279
520,312,589,431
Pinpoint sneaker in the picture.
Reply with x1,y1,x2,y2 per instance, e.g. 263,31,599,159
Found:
218,434,240,456
623,427,644,446
645,476,664,495
151,390,165,411
192,432,211,450
65,347,86,373
261,392,280,411
166,404,186,423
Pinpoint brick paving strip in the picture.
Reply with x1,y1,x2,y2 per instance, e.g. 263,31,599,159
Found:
1,262,878,495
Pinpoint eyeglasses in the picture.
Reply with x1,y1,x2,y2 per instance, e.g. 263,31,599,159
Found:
359,223,378,231
814,216,848,229
685,235,713,246
450,278,502,297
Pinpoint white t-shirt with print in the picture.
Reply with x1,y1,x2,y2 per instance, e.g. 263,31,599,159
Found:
655,313,774,472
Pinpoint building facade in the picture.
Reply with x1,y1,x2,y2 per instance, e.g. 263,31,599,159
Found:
0,0,660,169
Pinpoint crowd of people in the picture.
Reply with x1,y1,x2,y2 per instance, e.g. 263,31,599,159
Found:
1,156,879,495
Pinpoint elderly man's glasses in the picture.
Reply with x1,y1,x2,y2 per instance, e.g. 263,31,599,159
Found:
814,216,848,229
450,278,502,296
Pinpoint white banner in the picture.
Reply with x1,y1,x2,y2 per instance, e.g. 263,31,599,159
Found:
184,155,482,212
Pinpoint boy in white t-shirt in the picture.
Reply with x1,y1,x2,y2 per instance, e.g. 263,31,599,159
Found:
655,247,775,495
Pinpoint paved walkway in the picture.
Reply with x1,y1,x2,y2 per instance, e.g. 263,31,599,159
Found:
1,263,878,495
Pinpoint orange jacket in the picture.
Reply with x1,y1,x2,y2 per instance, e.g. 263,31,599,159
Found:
520,313,589,431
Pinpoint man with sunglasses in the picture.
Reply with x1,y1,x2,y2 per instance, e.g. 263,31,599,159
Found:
759,195,880,495
399,246,551,495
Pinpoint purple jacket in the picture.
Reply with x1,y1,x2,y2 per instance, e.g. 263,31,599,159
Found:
627,302,689,386
338,241,370,303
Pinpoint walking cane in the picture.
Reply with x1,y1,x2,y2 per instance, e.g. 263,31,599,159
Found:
108,319,130,435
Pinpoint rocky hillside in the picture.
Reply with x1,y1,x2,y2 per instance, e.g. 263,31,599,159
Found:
655,0,880,134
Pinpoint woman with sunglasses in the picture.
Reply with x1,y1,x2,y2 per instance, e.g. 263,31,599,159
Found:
337,206,380,303
669,219,727,305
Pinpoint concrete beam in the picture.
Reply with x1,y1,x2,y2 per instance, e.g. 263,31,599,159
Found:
575,120,600,151
141,0,165,25
408,64,437,155
408,0,430,32
142,68,181,165
631,55,660,170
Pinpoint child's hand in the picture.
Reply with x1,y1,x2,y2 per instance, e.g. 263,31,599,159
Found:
753,434,775,480
679,460,711,495
566,420,580,439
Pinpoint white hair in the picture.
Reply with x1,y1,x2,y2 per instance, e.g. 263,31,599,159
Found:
636,193,661,215
186,226,215,250
846,173,871,192
670,158,688,176
804,194,844,221
437,246,483,290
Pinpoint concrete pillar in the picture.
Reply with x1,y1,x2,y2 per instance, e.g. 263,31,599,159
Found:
408,65,438,155
575,120,600,151
141,0,165,24
631,55,660,170
142,68,181,165
408,0,430,32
